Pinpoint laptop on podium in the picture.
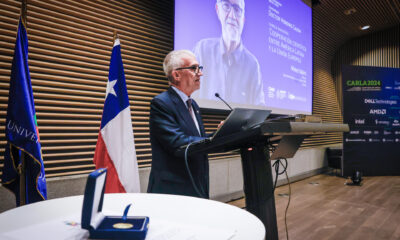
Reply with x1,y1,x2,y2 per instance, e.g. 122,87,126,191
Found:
180,107,271,149
211,108,271,140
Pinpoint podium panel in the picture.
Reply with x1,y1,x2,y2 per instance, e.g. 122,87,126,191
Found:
181,120,349,240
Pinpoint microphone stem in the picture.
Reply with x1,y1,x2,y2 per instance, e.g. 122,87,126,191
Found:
215,94,233,111
220,97,233,111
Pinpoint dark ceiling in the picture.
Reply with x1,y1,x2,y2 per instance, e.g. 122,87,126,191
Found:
312,0,400,55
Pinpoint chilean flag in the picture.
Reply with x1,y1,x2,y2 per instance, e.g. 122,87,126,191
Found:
93,38,140,193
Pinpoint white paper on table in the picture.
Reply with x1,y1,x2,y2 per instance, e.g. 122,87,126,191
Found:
0,213,89,240
146,218,237,240
0,211,236,240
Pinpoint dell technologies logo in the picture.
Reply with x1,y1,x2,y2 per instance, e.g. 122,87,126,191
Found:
354,119,365,124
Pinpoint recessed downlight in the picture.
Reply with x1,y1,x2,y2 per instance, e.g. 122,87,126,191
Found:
360,25,370,30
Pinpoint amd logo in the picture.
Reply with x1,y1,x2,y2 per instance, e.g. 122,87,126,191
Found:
370,109,386,115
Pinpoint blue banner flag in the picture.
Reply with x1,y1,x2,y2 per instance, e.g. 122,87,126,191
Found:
1,18,47,205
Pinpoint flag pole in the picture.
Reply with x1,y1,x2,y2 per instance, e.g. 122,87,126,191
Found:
19,151,26,205
3,0,47,206
21,0,27,27
113,30,118,44
19,0,28,206
93,29,141,193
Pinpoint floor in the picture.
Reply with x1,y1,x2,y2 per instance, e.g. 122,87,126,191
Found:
228,173,400,240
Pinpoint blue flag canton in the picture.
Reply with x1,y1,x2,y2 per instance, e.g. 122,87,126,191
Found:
100,43,130,129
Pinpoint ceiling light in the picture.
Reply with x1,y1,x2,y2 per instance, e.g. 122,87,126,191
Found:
360,25,370,30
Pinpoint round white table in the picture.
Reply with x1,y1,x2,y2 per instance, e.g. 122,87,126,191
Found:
0,193,265,240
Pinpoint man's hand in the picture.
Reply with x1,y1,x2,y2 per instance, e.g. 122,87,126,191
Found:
217,120,224,129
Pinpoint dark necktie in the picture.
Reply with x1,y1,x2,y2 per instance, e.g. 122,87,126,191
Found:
187,98,200,135
186,98,193,115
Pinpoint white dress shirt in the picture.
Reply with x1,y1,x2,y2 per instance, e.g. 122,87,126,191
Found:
171,86,201,135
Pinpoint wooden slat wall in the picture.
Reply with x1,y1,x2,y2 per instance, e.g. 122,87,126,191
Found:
0,0,238,179
299,5,346,148
332,25,400,108
0,0,175,178
4,0,392,179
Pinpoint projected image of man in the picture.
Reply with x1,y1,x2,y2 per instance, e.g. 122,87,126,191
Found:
193,0,265,106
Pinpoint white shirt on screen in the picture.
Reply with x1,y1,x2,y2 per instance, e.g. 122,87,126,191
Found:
193,38,265,106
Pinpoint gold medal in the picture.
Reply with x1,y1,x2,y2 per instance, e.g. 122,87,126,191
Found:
113,223,133,229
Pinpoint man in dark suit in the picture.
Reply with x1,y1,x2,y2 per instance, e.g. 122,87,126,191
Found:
147,50,210,198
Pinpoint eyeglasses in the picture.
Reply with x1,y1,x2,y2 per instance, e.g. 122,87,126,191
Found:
175,65,203,74
219,0,243,17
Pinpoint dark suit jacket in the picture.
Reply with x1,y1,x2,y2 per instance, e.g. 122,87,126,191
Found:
147,87,209,198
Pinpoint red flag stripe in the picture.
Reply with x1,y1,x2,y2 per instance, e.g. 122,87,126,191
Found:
93,132,126,193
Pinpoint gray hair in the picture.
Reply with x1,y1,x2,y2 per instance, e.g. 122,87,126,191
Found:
163,50,196,82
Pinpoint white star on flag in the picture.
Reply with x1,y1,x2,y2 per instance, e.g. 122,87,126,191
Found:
105,79,117,98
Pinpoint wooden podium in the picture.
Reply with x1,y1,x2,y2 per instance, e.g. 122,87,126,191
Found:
182,120,349,240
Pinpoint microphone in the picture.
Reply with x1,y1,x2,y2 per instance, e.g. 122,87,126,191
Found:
215,93,233,111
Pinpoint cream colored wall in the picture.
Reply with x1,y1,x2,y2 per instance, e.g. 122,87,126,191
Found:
0,146,335,213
